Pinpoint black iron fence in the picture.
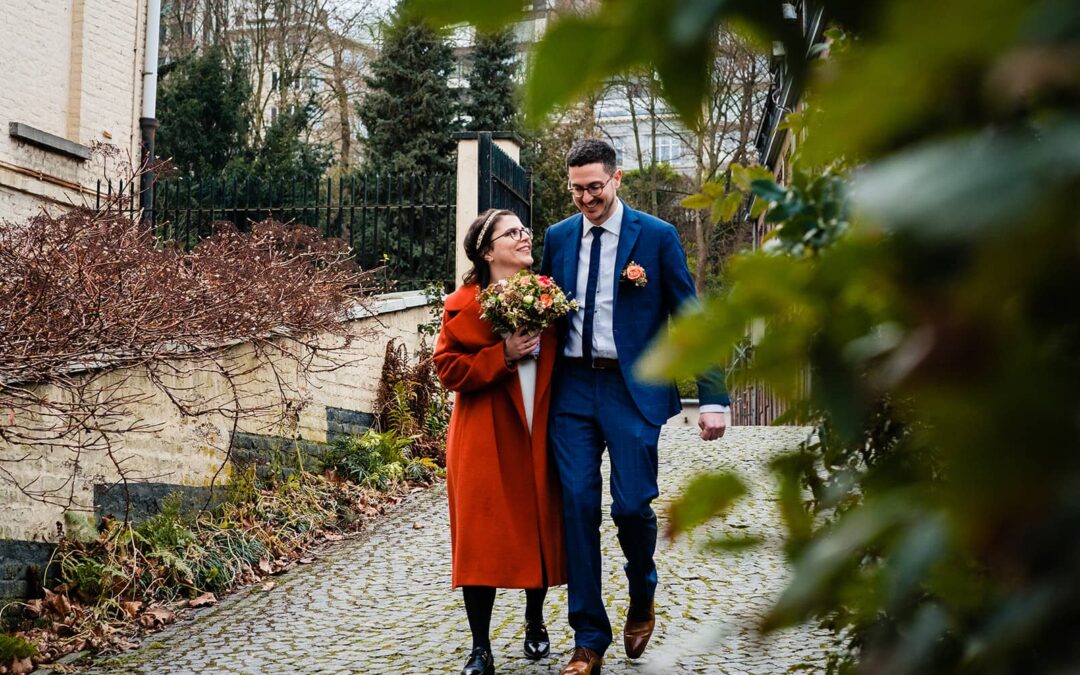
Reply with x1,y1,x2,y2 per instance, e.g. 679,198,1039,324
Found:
97,173,457,291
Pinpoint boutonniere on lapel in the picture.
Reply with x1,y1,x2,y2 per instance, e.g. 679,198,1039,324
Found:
621,261,648,287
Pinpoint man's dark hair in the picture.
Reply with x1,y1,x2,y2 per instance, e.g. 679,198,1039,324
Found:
566,138,617,174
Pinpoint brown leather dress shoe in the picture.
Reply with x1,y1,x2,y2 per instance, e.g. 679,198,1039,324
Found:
623,600,655,659
560,646,602,674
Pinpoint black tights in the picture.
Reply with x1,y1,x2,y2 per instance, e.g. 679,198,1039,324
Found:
462,586,547,650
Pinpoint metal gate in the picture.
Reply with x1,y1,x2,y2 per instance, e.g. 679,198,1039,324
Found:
476,132,532,229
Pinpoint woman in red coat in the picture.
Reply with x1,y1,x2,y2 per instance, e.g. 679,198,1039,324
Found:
434,208,567,675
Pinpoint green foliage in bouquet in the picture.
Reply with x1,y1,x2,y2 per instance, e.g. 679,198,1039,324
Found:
477,271,577,335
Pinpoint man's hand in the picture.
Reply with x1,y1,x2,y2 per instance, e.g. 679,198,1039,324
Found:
699,411,727,441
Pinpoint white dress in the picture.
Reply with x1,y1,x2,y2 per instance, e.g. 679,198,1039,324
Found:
518,358,537,433
504,332,540,432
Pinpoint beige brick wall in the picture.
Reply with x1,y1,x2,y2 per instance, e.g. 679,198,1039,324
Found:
0,0,146,221
0,293,432,543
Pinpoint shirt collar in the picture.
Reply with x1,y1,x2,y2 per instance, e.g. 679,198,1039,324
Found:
581,199,623,239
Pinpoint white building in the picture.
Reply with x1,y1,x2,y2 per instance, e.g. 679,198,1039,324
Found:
0,0,154,222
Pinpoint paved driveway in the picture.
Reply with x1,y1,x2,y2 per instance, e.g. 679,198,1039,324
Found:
87,426,833,674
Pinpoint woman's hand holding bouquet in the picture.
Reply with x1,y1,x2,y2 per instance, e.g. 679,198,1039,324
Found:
478,271,577,363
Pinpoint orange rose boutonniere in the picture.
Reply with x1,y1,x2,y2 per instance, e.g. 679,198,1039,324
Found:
621,261,648,287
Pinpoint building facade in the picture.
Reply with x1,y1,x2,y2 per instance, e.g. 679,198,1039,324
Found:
0,0,151,223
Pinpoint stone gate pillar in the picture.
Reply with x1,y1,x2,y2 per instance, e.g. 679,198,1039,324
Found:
453,131,523,288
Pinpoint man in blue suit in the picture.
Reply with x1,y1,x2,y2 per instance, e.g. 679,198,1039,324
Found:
540,139,730,675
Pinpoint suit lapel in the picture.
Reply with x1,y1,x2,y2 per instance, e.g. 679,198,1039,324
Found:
613,201,642,307
562,214,583,302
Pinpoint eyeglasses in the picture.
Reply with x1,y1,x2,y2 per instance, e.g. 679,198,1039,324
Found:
490,226,533,243
567,175,613,198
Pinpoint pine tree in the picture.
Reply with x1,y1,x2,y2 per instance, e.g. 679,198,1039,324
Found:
157,47,252,175
358,10,458,174
463,28,518,132
229,102,332,184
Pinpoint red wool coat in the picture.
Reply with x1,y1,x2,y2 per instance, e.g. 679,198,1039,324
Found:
433,284,567,589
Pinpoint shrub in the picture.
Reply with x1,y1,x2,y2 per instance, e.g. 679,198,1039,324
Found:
0,634,36,664
324,429,413,490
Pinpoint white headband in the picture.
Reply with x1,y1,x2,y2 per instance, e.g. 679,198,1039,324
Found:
477,210,503,246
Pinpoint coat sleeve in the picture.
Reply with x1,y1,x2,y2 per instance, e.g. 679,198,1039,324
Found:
434,310,516,393
658,225,731,406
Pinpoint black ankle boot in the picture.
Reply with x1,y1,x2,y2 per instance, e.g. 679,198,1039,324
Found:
523,621,550,660
461,646,494,675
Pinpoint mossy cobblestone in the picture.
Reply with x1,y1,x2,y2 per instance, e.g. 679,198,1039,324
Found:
86,426,832,674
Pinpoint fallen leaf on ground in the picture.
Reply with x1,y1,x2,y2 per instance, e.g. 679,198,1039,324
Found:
323,533,344,541
261,581,276,591
257,558,273,574
138,607,175,628
44,590,72,617
188,592,217,608
119,601,142,618
413,522,424,529
8,656,33,674
298,557,315,564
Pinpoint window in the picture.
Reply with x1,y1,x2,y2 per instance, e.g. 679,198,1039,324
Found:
612,137,626,166
654,135,683,163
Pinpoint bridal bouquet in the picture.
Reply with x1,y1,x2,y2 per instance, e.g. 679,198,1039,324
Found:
478,271,577,336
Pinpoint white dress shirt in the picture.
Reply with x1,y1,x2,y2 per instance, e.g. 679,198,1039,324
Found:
565,200,622,359
564,199,729,416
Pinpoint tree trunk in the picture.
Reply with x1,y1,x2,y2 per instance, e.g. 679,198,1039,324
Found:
694,133,707,294
331,42,352,172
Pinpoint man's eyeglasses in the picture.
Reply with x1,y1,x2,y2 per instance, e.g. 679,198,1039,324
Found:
567,175,613,198
490,226,533,243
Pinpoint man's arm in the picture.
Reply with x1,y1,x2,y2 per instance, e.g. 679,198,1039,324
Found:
658,224,729,440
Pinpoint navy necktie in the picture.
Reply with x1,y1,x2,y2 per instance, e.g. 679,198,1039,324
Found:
582,226,605,362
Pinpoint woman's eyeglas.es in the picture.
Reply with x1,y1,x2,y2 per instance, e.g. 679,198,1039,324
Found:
491,226,533,243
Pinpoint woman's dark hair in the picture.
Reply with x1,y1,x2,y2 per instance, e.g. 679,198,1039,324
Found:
566,138,617,174
462,208,513,288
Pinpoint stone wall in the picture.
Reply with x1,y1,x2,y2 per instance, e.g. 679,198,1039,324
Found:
0,0,146,221
0,291,432,602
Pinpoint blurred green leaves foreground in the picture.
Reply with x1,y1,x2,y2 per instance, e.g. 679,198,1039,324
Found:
417,0,1080,671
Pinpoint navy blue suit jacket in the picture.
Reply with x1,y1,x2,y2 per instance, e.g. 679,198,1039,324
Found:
540,200,730,425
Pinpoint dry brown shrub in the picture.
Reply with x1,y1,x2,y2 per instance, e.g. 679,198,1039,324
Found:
0,207,377,508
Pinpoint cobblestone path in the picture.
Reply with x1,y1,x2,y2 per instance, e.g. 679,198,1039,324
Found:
88,426,834,674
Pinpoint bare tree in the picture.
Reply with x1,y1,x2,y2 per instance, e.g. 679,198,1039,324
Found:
599,29,768,291
310,1,380,172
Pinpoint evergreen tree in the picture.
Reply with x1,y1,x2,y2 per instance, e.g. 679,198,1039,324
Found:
229,102,332,184
358,10,458,174
156,48,252,175
463,28,518,132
